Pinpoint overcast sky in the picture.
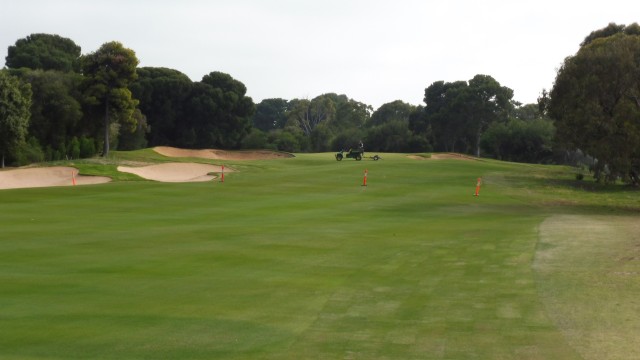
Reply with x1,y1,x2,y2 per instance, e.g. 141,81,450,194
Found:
2,0,639,109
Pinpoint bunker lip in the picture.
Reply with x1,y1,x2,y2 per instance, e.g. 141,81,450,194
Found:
154,146,294,160
117,162,230,182
0,166,111,190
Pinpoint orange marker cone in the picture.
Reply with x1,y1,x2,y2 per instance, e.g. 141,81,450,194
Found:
362,169,368,187
474,177,481,196
72,171,76,186
220,165,224,183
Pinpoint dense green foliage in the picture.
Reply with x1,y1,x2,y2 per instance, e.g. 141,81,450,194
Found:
81,41,140,157
2,33,551,167
0,70,32,167
549,23,640,184
10,68,84,160
415,75,515,156
480,117,555,163
1,152,638,358
252,98,289,131
4,22,640,175
5,33,81,72
129,67,193,146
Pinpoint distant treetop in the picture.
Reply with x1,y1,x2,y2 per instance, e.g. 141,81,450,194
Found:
5,33,81,72
581,22,640,47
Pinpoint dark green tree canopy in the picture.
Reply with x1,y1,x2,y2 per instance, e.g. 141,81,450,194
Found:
10,68,83,156
81,41,139,156
581,22,640,47
422,76,513,155
252,98,289,131
550,25,640,184
369,100,416,127
130,67,193,146
480,114,555,163
5,33,81,72
0,71,32,167
201,71,247,96
179,72,255,149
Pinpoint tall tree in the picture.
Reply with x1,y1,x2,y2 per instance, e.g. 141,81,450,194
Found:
0,71,32,167
181,72,255,149
5,33,81,72
549,23,640,184
466,75,514,156
423,76,513,156
286,96,336,136
9,68,83,159
322,93,371,131
580,22,640,47
369,100,416,127
130,67,193,146
252,98,289,131
81,41,139,157
423,80,469,152
366,100,420,152
284,93,371,151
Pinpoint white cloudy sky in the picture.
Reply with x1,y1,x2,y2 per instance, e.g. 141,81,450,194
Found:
1,0,639,109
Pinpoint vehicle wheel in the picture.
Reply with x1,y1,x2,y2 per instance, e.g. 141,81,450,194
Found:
356,154,362,161
336,154,343,161
373,155,380,161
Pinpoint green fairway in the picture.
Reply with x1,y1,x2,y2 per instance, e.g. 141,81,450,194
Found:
1,152,638,359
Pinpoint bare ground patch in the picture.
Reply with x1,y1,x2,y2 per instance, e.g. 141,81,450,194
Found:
534,214,640,359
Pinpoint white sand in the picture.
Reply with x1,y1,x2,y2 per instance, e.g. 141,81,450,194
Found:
117,162,229,182
0,167,111,190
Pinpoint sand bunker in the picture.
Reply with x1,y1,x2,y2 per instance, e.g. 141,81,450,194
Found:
117,162,229,182
0,167,111,190
408,153,476,160
154,146,293,160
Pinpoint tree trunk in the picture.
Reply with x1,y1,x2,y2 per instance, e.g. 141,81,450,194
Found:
103,98,110,157
1,153,4,168
476,129,482,158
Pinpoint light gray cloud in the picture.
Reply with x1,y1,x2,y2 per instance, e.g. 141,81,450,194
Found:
2,0,639,109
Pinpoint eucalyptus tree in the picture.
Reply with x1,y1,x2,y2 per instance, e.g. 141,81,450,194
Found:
423,76,513,156
549,23,640,184
252,98,289,131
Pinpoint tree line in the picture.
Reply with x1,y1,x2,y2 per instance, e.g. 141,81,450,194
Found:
2,25,639,185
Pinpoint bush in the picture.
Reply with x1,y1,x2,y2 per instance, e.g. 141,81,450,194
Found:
241,129,267,149
69,137,81,159
79,136,97,158
15,137,45,165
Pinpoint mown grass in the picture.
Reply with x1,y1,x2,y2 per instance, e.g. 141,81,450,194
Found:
0,151,638,359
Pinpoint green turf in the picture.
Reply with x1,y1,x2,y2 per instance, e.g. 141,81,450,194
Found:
1,152,638,359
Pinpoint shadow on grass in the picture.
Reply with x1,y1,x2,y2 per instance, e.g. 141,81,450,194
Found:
546,178,640,194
